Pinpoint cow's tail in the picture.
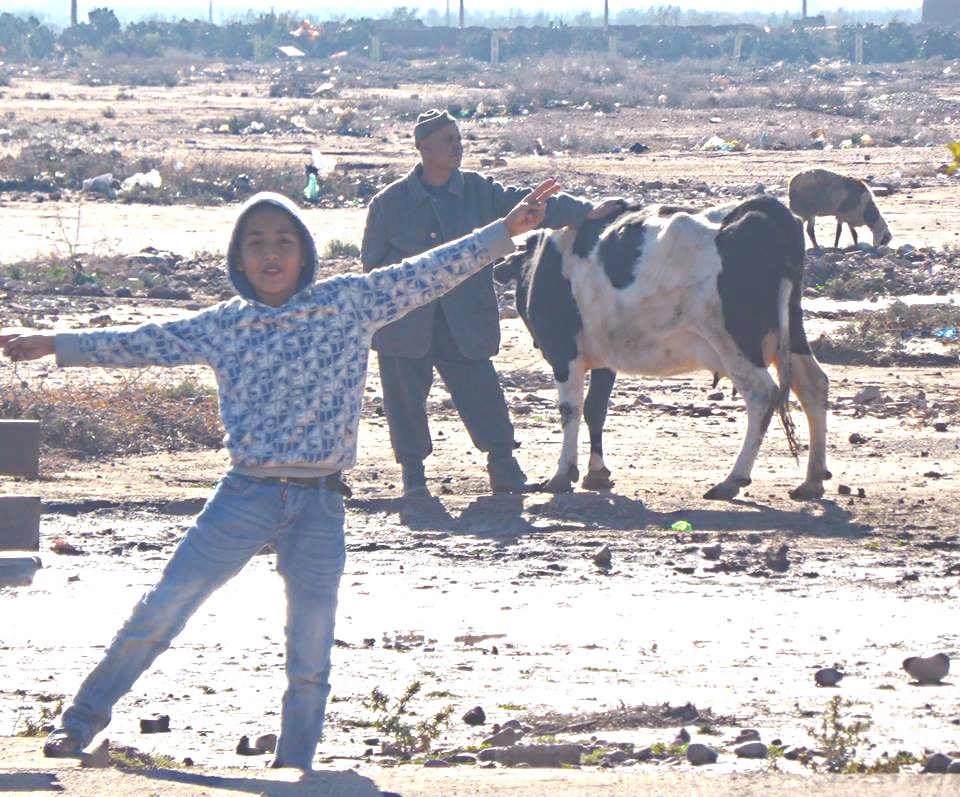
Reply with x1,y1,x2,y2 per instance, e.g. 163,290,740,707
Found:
776,276,800,462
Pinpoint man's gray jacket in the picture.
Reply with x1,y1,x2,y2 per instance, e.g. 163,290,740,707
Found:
361,165,593,359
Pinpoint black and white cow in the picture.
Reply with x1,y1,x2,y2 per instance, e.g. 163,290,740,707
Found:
493,195,830,501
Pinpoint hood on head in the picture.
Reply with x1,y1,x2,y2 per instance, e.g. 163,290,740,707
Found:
226,192,318,302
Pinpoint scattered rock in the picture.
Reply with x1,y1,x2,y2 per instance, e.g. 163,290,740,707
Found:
903,653,950,684
593,545,612,569
483,726,521,747
81,739,111,769
423,758,451,767
236,735,256,755
701,543,722,560
854,385,883,405
934,422,949,432
815,667,844,687
462,706,486,726
735,741,768,759
686,743,718,766
732,729,761,744
838,484,852,495
254,733,277,754
675,728,691,744
139,715,170,734
764,543,789,572
479,743,583,768
849,432,868,444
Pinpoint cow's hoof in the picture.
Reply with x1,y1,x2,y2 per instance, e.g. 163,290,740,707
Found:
789,482,825,500
543,474,575,493
703,481,742,501
582,467,614,491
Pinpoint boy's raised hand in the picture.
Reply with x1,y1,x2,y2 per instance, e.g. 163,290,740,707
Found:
504,178,562,237
1,333,55,362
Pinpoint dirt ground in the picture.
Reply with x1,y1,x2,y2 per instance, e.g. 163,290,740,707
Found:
1,62,960,790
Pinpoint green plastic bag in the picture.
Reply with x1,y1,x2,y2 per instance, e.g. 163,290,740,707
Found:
670,520,693,532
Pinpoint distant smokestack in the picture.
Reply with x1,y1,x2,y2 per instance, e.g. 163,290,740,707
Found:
802,0,807,17
209,0,213,23
605,0,609,29
70,0,78,26
459,0,464,28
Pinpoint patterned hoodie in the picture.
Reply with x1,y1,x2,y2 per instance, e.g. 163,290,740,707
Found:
54,192,516,476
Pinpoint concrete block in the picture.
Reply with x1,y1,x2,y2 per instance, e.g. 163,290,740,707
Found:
0,495,41,551
0,554,42,587
0,420,40,479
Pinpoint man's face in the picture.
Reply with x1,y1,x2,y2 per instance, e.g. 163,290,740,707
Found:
237,205,304,307
418,121,463,174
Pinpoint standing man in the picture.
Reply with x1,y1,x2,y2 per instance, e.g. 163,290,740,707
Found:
362,108,616,497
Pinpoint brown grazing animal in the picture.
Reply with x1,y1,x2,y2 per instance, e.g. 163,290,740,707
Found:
788,168,892,249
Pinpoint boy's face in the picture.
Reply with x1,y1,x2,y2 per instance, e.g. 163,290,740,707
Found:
237,205,304,307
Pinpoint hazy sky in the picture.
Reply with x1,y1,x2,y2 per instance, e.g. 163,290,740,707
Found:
20,1,923,25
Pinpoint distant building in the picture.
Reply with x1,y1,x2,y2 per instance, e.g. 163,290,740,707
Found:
922,0,956,26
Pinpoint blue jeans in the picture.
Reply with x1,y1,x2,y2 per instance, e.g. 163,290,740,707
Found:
58,473,346,770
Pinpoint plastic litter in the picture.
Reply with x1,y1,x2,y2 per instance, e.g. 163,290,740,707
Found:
303,171,319,202
81,172,119,199
946,142,960,176
839,139,854,149
120,169,161,194
670,520,694,532
934,327,957,339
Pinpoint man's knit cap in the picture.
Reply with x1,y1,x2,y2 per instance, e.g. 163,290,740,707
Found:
414,108,457,145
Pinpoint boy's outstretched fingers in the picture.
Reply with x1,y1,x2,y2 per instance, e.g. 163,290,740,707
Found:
504,178,563,237
1,333,55,362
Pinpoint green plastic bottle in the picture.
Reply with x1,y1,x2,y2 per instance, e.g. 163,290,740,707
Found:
304,172,319,202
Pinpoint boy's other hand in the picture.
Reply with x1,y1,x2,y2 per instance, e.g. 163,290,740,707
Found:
1,333,55,362
504,178,561,237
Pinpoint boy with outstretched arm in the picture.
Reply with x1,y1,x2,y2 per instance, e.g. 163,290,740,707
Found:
0,178,560,769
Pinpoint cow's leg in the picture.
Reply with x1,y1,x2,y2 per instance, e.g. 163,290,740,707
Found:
805,219,820,250
544,361,587,493
704,362,779,501
582,368,616,491
788,353,831,500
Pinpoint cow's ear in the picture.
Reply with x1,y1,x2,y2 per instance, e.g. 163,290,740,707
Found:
493,254,523,285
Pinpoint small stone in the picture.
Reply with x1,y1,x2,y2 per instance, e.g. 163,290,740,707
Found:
81,739,111,769
701,543,721,561
139,715,170,734
764,543,789,572
446,753,477,764
254,733,277,754
733,728,761,743
686,743,718,766
948,761,960,774
593,545,612,569
675,727,691,744
735,742,768,759
483,727,520,747
854,385,883,405
934,422,949,432
815,667,844,687
903,653,950,684
923,752,952,773
849,432,867,444
236,735,256,755
462,706,486,726
838,484,852,495
423,758,451,767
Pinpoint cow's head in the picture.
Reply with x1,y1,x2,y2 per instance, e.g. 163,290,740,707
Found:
494,230,546,327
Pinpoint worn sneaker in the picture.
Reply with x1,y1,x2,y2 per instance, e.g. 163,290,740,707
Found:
487,453,527,493
401,460,429,498
42,728,84,758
